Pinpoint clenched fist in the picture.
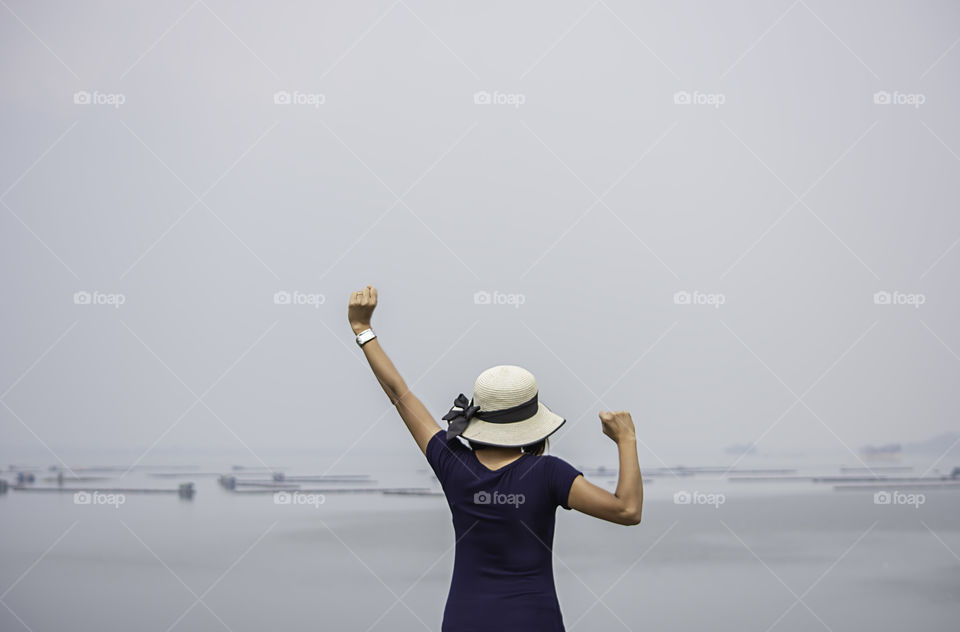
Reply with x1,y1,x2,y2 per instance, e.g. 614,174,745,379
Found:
599,411,636,444
348,285,378,334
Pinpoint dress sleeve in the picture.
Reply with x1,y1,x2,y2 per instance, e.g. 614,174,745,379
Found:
425,429,467,486
543,455,583,510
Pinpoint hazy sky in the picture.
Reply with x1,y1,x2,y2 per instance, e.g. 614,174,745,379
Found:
2,1,958,470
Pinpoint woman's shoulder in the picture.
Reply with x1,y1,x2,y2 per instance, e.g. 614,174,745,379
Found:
532,453,582,476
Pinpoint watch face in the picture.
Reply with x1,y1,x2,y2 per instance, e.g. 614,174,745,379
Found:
357,330,375,346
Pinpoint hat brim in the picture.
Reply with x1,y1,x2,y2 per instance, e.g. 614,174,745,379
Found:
459,402,566,448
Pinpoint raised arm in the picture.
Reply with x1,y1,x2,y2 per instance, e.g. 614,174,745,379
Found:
567,411,643,525
347,285,441,454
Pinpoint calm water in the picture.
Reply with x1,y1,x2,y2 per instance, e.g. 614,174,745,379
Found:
1,461,958,631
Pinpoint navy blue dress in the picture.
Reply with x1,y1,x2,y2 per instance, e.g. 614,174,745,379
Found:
425,429,583,631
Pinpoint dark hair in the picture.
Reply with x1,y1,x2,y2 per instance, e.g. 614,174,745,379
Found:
469,438,548,456
522,438,547,456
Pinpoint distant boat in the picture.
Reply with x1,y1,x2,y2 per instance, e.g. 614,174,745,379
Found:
859,443,902,461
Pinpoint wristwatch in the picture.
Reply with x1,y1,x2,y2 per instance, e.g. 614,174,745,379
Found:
355,328,377,347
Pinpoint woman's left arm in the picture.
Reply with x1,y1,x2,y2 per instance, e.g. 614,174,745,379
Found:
348,285,442,454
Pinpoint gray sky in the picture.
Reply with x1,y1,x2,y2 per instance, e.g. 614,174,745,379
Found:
1,0,958,470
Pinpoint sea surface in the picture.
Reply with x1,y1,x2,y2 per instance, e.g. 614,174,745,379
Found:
1,457,958,632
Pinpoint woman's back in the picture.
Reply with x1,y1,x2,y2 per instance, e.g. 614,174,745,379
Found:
346,285,643,630
426,429,582,631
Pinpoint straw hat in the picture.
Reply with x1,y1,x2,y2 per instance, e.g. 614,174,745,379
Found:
450,365,566,447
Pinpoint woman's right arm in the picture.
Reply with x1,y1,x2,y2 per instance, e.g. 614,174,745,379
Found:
567,411,643,526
